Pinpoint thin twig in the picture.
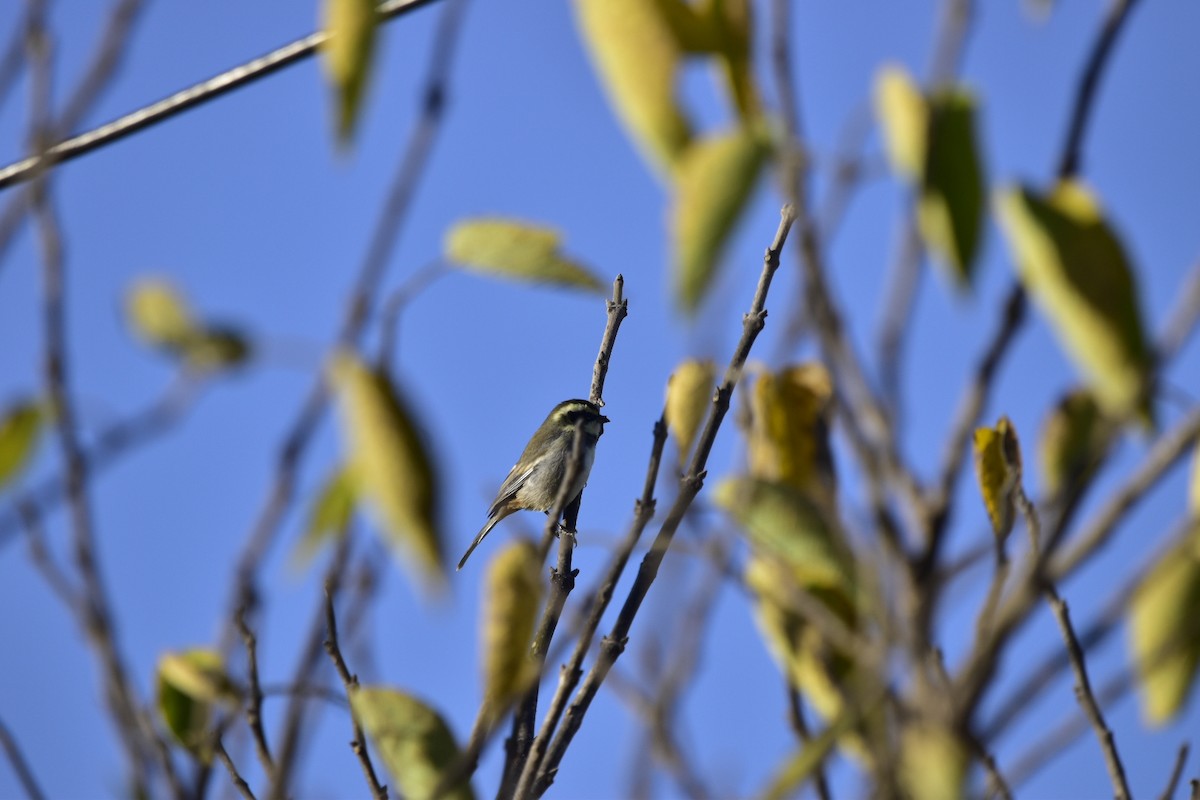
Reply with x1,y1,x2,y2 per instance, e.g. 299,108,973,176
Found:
1159,743,1190,800
324,582,388,800
531,207,797,797
785,686,832,800
0,0,442,193
214,739,257,800
1016,489,1130,800
0,716,48,800
1158,259,1200,364
236,607,274,775
377,260,448,370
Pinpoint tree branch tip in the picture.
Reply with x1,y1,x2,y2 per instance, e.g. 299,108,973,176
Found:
780,203,797,224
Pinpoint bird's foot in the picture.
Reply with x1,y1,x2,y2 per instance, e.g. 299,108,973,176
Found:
554,522,578,548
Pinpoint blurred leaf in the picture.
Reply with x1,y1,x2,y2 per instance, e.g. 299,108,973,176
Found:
708,0,759,122
328,353,444,590
1129,539,1200,725
156,649,238,762
1039,389,1111,497
665,359,716,467
745,555,863,759
716,476,851,591
671,125,771,312
575,0,693,177
293,465,359,569
918,89,985,286
972,416,1022,542
444,219,604,292
181,326,252,372
0,401,43,490
874,65,926,182
321,0,377,143
126,279,196,349
482,540,543,709
757,705,855,800
996,181,1153,422
747,364,836,506
350,686,475,800
899,721,968,800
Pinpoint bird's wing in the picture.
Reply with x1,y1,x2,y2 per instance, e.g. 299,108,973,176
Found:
487,462,536,519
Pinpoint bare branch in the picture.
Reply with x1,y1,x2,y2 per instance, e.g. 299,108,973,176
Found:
1158,258,1200,365
0,0,441,193
0,716,47,800
324,582,388,800
236,608,274,775
1159,743,1190,800
214,739,257,800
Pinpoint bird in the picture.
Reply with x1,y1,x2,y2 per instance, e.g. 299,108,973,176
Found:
457,399,609,570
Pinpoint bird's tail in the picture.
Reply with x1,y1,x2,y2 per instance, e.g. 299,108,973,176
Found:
457,516,501,571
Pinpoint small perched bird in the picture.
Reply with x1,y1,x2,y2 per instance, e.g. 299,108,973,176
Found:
457,399,609,570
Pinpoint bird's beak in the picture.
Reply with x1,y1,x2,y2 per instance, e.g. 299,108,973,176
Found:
599,415,610,424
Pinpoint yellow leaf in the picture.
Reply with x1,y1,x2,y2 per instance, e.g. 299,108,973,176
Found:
972,416,1022,541
0,401,43,490
899,721,968,800
575,0,693,177
1129,541,1200,725
350,686,475,800
126,279,196,349
181,326,252,372
444,219,604,292
874,65,926,182
482,540,544,709
328,354,444,589
292,465,358,569
1039,389,1111,497
996,182,1152,422
747,364,836,504
918,88,986,286
665,359,716,467
321,0,377,143
716,477,851,591
671,125,772,312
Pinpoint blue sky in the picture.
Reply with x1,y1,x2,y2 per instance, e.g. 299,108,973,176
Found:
2,1,1199,797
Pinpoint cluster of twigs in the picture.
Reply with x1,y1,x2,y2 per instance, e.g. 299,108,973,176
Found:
4,0,1200,798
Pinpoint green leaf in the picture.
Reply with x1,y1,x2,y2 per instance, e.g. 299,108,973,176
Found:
321,0,377,144
293,465,359,569
918,88,986,285
444,219,604,292
1039,389,1111,497
575,0,694,177
716,476,851,591
665,359,716,467
1129,538,1200,725
874,65,926,182
972,416,1022,541
0,401,43,490
126,280,196,349
350,686,475,800
707,0,760,122
156,649,238,762
756,710,849,800
181,326,252,372
481,540,543,709
996,181,1153,422
329,353,444,590
671,125,771,312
